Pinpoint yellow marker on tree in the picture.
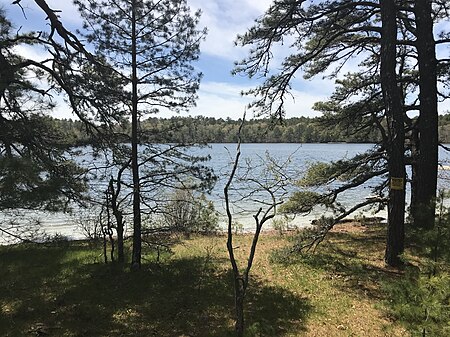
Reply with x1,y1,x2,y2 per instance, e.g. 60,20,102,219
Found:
390,177,404,190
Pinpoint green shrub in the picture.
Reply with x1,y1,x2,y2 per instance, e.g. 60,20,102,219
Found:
382,270,450,336
163,189,219,235
382,190,450,336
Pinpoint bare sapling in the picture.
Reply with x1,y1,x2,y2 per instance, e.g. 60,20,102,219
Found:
224,116,288,337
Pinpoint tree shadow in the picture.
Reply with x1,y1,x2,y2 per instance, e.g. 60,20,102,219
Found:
0,243,311,336
0,242,98,336
283,224,450,336
275,224,403,301
406,224,450,264
244,278,310,336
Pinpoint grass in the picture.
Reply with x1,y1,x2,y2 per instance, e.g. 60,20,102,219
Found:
0,223,447,336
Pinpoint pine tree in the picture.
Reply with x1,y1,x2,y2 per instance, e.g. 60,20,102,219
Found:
380,0,406,267
75,0,207,269
234,0,450,266
0,10,87,215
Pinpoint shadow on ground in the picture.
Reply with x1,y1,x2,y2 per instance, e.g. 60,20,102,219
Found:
274,224,403,301
0,242,310,336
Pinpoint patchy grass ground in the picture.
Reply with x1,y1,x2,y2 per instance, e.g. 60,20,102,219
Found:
0,222,447,336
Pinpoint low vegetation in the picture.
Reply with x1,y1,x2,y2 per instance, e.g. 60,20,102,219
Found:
1,221,448,336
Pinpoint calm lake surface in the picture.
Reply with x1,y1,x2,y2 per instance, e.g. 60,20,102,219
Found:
3,143,450,242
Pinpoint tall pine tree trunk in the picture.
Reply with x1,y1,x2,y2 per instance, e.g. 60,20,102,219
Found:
411,0,438,229
131,0,142,270
381,0,406,267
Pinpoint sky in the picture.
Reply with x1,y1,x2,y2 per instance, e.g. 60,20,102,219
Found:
4,0,335,120
3,0,449,120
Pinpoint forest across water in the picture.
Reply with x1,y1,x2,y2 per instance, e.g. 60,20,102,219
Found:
51,114,450,146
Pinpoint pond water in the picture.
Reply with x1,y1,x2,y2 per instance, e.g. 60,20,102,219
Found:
2,143,450,242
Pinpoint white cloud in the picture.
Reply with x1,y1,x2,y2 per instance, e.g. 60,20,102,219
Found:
284,89,329,118
243,0,274,13
13,44,50,62
49,80,331,121
175,81,328,120
156,81,250,119
190,0,273,60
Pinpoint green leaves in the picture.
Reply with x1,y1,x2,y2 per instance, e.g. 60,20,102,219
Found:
0,153,87,211
0,11,89,212
75,0,205,115
299,162,336,187
279,190,328,214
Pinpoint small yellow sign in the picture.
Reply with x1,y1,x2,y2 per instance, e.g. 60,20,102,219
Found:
390,177,404,190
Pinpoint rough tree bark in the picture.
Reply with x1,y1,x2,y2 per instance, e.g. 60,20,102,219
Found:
411,0,438,229
381,0,406,267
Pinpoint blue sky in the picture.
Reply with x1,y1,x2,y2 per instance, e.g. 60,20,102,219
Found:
4,0,334,120
5,0,449,120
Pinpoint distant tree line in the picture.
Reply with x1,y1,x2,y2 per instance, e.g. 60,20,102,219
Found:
51,114,450,145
